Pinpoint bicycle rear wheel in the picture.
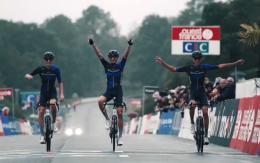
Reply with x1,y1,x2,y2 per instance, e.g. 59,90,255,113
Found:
45,116,52,152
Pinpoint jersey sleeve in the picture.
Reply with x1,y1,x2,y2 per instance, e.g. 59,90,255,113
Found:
119,57,127,70
100,58,109,68
176,66,189,72
55,68,62,83
30,67,41,76
201,64,219,70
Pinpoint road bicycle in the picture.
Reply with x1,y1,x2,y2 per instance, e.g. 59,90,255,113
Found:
194,106,204,154
44,99,58,152
104,100,127,152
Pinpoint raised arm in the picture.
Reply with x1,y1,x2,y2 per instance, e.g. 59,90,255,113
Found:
24,67,41,80
122,39,133,60
218,59,245,69
88,38,104,59
155,56,177,72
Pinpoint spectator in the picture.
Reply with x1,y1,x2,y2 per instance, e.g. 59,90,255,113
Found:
215,78,235,101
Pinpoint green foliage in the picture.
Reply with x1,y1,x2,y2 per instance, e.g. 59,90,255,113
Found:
1,1,260,116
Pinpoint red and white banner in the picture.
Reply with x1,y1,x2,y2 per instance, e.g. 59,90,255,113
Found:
0,88,13,97
171,26,221,55
230,96,260,155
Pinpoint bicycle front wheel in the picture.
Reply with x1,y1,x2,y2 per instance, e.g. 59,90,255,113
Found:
196,117,204,154
45,116,52,152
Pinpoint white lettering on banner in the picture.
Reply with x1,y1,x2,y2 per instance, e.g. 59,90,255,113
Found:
255,111,260,125
219,116,227,138
160,119,173,125
0,90,12,96
2,123,12,129
227,115,235,138
213,114,235,138
179,29,203,40
209,107,216,136
237,109,255,142
251,127,260,144
233,110,242,138
213,115,221,136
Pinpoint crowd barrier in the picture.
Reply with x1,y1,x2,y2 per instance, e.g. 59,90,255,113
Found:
230,96,260,155
209,99,239,146
0,114,34,136
127,96,260,157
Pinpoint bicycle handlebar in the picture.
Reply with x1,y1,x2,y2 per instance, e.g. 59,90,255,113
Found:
104,102,127,111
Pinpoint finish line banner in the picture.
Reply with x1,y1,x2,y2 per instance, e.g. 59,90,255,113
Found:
171,26,221,55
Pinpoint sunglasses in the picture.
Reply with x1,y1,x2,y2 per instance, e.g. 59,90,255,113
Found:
193,57,201,60
109,56,118,58
44,57,54,61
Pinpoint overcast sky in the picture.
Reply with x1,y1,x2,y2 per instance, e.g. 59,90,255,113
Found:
0,0,190,35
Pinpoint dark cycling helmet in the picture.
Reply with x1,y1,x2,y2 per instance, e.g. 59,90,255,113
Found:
191,51,203,58
43,51,55,60
108,50,119,58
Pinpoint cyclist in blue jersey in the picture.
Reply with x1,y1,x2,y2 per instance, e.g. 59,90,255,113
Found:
155,51,244,145
88,38,133,146
25,52,64,144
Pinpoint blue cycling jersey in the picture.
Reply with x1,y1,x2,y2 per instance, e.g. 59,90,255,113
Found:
100,58,126,89
176,64,218,92
30,65,62,93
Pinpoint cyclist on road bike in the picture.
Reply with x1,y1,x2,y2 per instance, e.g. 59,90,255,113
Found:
88,38,133,146
25,51,64,144
155,51,244,145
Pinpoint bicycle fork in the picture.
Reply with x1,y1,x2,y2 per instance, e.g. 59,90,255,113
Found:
110,109,118,142
195,109,204,143
44,109,53,137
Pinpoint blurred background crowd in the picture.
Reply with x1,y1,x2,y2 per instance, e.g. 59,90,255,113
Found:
152,76,236,113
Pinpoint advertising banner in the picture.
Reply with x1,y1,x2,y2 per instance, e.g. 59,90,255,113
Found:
20,91,40,110
236,78,260,99
0,117,4,136
209,99,239,146
230,96,260,155
172,26,220,55
172,109,182,136
0,88,13,97
140,113,160,135
158,111,175,135
128,117,139,134
1,114,12,135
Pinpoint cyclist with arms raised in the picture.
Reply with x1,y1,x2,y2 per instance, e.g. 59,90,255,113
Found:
155,51,244,144
25,52,64,144
88,38,133,146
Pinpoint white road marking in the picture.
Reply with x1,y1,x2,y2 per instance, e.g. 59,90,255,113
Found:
0,149,129,160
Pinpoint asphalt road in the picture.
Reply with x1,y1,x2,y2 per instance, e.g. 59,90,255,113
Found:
0,100,259,163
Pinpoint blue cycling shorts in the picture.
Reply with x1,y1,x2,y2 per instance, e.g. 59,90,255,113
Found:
103,86,123,107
